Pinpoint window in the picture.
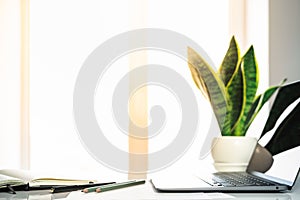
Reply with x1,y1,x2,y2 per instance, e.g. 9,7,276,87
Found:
0,0,21,168
28,0,268,179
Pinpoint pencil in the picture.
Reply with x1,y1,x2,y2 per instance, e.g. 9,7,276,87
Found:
82,180,136,193
82,180,145,193
96,180,145,193
50,182,115,193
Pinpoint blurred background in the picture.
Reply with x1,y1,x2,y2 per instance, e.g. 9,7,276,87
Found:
0,0,299,180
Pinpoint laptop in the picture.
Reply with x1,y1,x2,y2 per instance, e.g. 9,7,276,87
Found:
151,148,300,192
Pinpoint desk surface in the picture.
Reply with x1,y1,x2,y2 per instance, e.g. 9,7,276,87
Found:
0,176,299,200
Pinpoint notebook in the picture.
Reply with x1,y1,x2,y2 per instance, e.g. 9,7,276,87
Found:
151,147,300,192
0,169,97,190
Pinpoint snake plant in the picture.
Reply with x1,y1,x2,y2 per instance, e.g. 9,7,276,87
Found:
187,36,285,136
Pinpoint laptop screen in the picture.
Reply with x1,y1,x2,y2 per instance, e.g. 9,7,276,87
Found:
259,146,300,186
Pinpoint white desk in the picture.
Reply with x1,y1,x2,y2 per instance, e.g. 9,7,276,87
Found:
0,176,299,200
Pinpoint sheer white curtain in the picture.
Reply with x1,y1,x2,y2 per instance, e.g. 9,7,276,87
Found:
0,0,269,178
29,0,230,179
0,0,21,169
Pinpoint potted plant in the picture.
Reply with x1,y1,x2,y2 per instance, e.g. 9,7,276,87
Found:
187,36,300,172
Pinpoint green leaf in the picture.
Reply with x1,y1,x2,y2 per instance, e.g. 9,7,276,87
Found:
219,36,239,86
244,84,283,133
260,80,300,138
187,60,210,100
225,64,243,133
187,47,231,135
265,102,300,155
232,46,258,136
244,94,261,130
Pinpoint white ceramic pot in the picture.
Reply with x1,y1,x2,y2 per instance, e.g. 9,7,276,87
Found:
211,136,257,172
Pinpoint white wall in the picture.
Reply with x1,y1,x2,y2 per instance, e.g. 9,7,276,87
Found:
267,0,300,182
269,0,300,85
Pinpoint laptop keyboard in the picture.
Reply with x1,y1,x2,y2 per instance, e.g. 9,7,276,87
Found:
209,172,276,187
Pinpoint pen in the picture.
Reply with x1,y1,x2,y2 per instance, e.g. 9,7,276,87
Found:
6,184,16,194
50,182,115,193
82,180,145,193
